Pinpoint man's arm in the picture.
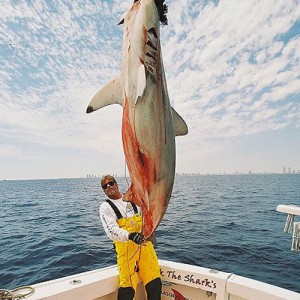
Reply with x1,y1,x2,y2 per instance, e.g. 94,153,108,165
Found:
99,202,129,242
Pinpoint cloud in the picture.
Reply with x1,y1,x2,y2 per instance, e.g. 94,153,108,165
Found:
0,0,299,178
162,0,300,143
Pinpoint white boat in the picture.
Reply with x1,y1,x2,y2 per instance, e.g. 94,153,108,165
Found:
2,205,299,300
6,259,299,300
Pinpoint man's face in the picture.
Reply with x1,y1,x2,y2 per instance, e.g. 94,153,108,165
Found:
102,179,119,199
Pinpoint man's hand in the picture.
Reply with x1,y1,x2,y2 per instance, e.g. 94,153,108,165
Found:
128,232,144,245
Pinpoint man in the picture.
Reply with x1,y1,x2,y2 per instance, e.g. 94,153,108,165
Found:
99,175,162,300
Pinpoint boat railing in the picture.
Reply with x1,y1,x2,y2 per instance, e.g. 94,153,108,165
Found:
276,204,300,251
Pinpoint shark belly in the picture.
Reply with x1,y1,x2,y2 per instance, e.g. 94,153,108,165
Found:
122,75,175,237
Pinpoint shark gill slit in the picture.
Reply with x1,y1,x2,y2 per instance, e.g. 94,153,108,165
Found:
146,40,157,51
146,52,156,61
148,27,158,39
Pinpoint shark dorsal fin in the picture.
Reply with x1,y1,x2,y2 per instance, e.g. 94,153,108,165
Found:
172,107,188,136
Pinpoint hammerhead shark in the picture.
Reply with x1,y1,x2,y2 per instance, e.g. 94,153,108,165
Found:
87,0,188,238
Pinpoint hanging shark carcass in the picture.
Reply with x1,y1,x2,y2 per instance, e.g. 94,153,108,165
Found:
86,0,188,238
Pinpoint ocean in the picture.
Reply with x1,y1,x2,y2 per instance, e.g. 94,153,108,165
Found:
0,174,299,293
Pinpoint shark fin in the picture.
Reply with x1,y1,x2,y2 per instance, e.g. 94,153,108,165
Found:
118,10,128,25
86,76,123,113
172,107,188,136
134,63,147,104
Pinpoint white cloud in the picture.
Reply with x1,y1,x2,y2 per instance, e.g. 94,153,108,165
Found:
0,0,299,179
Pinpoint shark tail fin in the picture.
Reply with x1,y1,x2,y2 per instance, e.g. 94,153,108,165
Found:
86,76,123,113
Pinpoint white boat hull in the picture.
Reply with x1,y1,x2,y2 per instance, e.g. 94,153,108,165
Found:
25,260,299,300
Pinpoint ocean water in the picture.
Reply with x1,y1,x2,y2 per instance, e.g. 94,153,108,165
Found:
0,174,299,293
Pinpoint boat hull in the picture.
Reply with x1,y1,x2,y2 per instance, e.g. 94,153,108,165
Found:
25,260,300,300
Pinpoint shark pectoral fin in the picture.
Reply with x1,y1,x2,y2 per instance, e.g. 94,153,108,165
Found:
172,107,188,136
134,63,146,104
86,76,123,113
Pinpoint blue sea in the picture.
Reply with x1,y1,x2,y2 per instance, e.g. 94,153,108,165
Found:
1,174,299,293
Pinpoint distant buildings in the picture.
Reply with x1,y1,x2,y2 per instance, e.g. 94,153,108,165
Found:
86,169,299,178
86,174,120,178
282,167,299,174
86,174,100,178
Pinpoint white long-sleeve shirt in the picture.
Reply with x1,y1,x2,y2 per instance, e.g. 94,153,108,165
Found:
99,197,141,242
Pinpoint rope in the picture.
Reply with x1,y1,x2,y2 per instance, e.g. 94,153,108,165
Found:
0,286,35,300
124,161,130,188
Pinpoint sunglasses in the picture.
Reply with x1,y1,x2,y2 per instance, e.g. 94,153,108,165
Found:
102,181,115,189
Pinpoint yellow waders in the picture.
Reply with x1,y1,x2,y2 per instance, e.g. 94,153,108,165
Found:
107,201,160,295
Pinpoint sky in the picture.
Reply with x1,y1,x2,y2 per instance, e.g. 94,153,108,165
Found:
0,0,299,180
